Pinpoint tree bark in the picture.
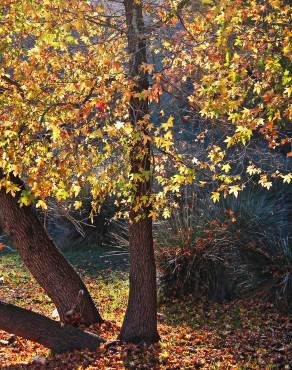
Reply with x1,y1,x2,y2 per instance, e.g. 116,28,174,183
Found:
118,0,159,343
0,301,104,353
0,174,103,325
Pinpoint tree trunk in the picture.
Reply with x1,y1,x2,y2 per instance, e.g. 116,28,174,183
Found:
0,174,103,326
119,217,159,343
0,301,104,353
118,0,159,343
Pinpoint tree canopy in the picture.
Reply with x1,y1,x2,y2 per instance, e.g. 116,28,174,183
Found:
1,0,290,218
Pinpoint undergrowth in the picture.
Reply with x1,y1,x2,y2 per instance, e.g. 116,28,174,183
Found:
156,186,292,311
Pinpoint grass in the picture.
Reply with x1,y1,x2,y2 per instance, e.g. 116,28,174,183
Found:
0,246,129,322
0,248,291,369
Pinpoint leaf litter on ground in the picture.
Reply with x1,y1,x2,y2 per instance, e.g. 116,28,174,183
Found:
0,251,291,369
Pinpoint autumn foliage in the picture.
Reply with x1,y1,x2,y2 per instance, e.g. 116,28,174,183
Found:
0,0,291,367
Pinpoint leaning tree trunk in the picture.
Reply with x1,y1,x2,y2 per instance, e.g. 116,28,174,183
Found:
118,0,159,343
0,174,103,325
0,301,104,353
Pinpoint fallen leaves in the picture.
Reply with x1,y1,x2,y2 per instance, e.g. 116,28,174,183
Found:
0,253,291,369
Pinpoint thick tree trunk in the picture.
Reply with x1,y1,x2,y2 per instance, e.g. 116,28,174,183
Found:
119,0,159,343
0,175,103,325
119,217,159,343
0,301,104,353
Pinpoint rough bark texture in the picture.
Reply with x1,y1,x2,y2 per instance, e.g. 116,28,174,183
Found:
0,301,104,353
0,175,103,325
119,0,159,343
119,217,159,343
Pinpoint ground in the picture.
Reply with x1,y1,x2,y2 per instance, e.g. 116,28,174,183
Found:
0,247,291,369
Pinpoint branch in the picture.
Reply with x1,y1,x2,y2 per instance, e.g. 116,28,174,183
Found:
1,75,25,99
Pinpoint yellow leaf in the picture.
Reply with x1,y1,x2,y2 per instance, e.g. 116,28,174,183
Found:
222,163,231,173
229,185,241,198
36,199,48,210
281,173,292,184
72,184,81,197
74,200,83,210
211,192,220,203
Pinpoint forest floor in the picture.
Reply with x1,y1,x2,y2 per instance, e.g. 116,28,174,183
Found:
0,248,291,369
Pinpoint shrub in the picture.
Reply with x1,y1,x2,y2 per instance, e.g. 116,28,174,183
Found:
156,185,292,311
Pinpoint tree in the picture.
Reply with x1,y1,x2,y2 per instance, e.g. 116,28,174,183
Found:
0,173,103,325
1,0,161,343
0,301,104,353
118,0,159,343
117,0,291,341
0,0,124,327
